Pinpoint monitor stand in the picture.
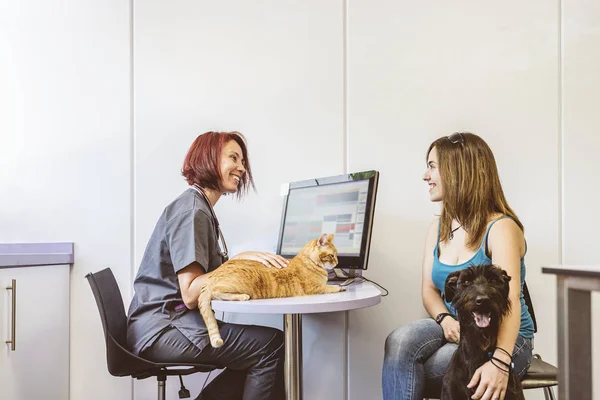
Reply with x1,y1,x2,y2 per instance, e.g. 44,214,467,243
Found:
330,268,359,286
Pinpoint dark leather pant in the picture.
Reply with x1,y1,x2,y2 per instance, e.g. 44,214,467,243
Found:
140,322,285,400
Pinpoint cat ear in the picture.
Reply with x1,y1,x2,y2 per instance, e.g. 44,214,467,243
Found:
318,233,329,246
327,233,335,243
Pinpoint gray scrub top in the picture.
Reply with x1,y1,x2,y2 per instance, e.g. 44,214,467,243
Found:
127,188,225,354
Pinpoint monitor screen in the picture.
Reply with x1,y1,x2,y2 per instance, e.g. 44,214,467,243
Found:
276,170,379,270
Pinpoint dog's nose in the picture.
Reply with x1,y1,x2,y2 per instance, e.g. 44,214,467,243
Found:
476,295,489,306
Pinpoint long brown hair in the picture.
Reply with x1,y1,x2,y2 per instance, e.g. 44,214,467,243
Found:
426,132,523,249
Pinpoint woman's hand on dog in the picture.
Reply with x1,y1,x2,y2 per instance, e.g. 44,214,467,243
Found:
467,360,509,400
440,317,460,343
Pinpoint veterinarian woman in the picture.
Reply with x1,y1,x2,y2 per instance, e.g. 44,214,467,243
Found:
382,132,534,400
127,131,288,400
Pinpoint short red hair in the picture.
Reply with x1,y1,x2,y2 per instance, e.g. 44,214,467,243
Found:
182,131,255,199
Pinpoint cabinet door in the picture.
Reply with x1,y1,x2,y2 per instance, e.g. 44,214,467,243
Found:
0,265,70,400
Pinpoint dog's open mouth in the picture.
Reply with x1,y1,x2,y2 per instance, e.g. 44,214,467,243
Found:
472,311,491,328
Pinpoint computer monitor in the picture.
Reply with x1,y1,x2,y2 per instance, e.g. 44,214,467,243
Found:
276,170,379,272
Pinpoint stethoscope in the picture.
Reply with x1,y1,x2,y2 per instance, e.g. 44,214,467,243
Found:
190,185,229,261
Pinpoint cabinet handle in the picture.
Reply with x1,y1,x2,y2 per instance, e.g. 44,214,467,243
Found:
6,279,16,351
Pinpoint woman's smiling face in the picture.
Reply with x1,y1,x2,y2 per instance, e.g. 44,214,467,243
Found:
423,146,443,202
219,139,246,194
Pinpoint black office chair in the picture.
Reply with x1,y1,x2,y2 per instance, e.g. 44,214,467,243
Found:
520,282,558,400
86,268,217,400
424,282,558,400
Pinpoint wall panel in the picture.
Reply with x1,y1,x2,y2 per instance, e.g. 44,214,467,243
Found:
133,1,345,398
347,2,560,399
0,1,132,399
563,0,600,396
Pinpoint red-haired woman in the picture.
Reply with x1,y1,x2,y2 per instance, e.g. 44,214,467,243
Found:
127,131,288,400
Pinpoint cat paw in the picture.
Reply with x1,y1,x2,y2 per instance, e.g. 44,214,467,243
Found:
240,294,250,301
339,287,346,292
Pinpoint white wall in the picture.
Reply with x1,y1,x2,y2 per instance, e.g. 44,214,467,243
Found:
347,2,560,399
133,1,345,398
563,0,600,396
2,0,599,399
0,1,132,399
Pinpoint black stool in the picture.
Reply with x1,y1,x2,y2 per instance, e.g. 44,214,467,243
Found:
521,354,557,399
518,283,557,399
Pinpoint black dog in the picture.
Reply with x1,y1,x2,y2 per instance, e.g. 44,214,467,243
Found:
440,264,525,400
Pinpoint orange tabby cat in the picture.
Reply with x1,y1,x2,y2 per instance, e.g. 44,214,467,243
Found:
198,233,344,348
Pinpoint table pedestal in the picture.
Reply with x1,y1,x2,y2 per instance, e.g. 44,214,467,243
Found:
556,276,600,400
284,314,303,400
210,283,382,400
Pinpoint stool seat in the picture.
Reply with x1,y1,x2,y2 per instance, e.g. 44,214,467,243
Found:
521,356,558,389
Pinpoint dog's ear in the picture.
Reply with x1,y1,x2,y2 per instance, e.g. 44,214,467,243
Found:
500,268,511,283
443,271,461,303
500,268,511,296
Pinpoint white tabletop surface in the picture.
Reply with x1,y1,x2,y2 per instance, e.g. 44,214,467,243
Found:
211,281,382,314
542,264,600,278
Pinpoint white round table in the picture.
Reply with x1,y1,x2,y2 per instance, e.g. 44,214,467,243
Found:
211,281,381,400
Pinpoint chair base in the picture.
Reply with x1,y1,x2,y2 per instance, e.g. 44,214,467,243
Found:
158,379,166,400
156,373,194,400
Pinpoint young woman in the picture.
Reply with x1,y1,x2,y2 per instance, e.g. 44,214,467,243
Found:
382,132,534,400
127,131,288,400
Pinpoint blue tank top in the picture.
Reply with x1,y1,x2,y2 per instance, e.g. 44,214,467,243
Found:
431,216,534,339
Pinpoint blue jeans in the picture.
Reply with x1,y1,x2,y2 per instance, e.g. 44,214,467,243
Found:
382,319,533,400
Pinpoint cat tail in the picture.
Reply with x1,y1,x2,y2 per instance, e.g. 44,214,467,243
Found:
198,281,223,348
